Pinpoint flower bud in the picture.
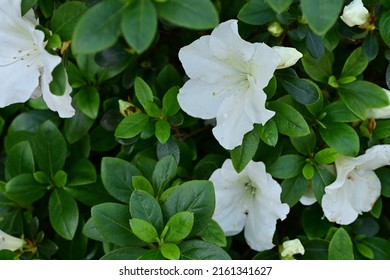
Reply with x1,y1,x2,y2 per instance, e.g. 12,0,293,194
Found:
267,22,283,37
119,100,141,117
0,230,25,251
272,46,303,69
340,0,370,27
280,239,305,260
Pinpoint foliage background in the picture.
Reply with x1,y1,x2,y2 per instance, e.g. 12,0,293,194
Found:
1,0,390,260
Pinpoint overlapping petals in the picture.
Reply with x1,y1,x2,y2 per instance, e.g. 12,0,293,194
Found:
322,145,390,225
0,0,75,118
210,159,289,251
178,20,292,150
340,0,370,27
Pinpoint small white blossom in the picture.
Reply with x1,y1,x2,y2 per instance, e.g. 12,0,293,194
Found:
178,20,290,150
0,0,75,118
322,145,390,225
368,88,390,119
0,230,25,251
280,239,305,260
340,0,370,27
272,47,303,69
210,159,289,251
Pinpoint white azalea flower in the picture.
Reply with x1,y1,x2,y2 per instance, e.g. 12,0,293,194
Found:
177,20,284,150
0,0,75,118
0,230,25,251
272,47,303,69
322,145,390,225
280,239,305,260
368,88,390,119
340,0,370,27
210,159,289,251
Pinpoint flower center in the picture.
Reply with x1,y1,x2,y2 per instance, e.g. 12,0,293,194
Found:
10,44,39,67
244,181,256,195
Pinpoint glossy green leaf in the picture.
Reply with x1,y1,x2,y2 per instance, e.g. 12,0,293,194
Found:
5,174,46,206
162,87,180,117
320,122,359,156
75,86,100,120
301,0,343,35
64,158,97,186
155,119,171,144
328,227,354,260
132,176,155,196
130,190,163,233
72,0,124,54
302,50,334,83
101,157,141,203
256,120,278,147
121,0,157,53
340,47,368,78
115,113,150,139
155,0,219,29
160,243,180,260
201,220,227,247
129,218,159,243
290,128,316,155
101,247,147,260
49,189,79,240
314,148,339,165
281,174,308,206
5,141,35,180
64,103,94,144
238,0,276,25
305,30,324,58
280,77,321,105
134,77,154,109
163,212,194,243
379,11,390,48
268,101,310,137
179,240,231,260
152,155,177,193
230,129,260,173
268,155,306,179
51,1,87,41
264,0,292,13
362,33,378,61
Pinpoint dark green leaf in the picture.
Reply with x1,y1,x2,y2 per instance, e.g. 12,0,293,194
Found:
280,77,321,105
238,0,276,25
362,33,378,61
256,120,279,147
75,86,100,120
49,189,79,240
268,154,306,179
302,50,334,83
305,30,324,58
5,141,35,180
101,247,147,260
340,47,368,78
64,158,97,186
264,0,292,14
152,155,177,193
179,240,231,260
5,174,46,206
328,227,354,260
302,204,332,239
281,174,308,206
230,129,260,173
64,103,94,144
162,87,180,117
320,122,359,156
379,11,390,48
290,128,316,155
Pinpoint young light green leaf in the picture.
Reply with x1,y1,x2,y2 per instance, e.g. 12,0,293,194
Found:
129,218,159,243
155,119,171,144
132,176,155,196
115,113,150,139
160,243,180,260
162,211,194,243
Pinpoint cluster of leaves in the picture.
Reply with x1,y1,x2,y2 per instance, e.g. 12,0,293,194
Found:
1,0,390,259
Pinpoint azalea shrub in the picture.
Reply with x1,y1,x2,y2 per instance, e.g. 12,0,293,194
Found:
1,0,390,260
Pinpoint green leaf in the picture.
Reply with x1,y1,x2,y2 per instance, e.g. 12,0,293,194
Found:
301,0,343,36
312,165,335,202
91,203,144,247
160,243,180,260
72,0,124,54
163,180,215,236
21,0,37,15
115,113,150,139
33,120,67,177
337,81,389,119
268,101,310,137
340,47,368,78
302,204,332,239
5,141,35,180
54,170,68,188
201,219,227,247
372,120,390,140
264,0,292,14
121,0,157,53
362,33,378,61
65,179,115,207
5,174,46,206
162,87,180,116
268,155,306,179
101,157,142,203
302,50,334,83
75,86,100,120
179,240,231,260
305,30,324,58
230,129,260,173
157,139,180,163
49,189,79,240
314,148,339,165
256,120,278,147
302,163,315,180
132,176,155,196
379,11,390,48
360,237,390,260
323,101,360,123
356,242,374,259
152,155,177,193
376,167,390,198
328,228,354,260
280,77,321,105
238,0,276,25
290,128,316,155
129,218,159,243
320,122,359,156
163,212,194,243
63,103,94,144
49,64,68,96
154,0,219,30
281,174,308,206
51,1,87,41
64,158,97,186
101,247,147,260
134,77,154,109
130,190,163,233
155,119,171,144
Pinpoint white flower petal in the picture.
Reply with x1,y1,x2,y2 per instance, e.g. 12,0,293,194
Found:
340,0,370,27
251,43,281,88
0,229,25,251
272,46,303,70
369,89,390,119
357,144,390,170
322,169,381,225
299,185,317,206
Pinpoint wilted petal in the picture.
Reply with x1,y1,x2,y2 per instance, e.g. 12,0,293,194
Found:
322,169,381,225
280,239,305,258
272,46,303,69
